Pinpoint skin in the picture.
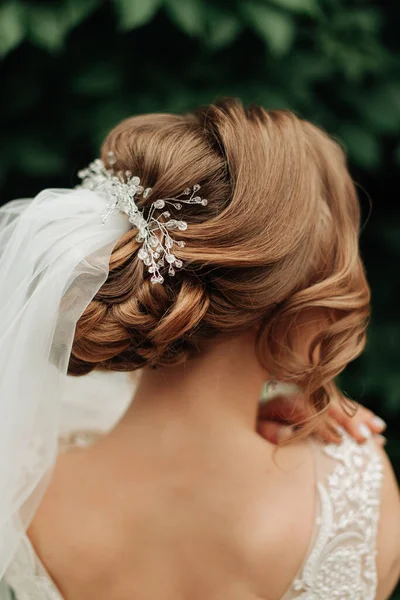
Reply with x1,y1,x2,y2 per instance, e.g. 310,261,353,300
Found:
28,331,400,600
257,393,388,446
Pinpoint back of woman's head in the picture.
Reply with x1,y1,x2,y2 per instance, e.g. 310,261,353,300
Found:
70,98,369,420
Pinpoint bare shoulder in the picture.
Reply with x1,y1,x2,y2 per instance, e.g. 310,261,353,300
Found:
27,436,319,600
27,448,123,593
241,438,318,598
374,441,400,600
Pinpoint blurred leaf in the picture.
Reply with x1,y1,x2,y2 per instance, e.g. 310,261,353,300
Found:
339,125,381,170
267,0,319,16
205,7,242,50
27,6,70,51
165,0,205,37
23,1,101,52
332,7,382,36
114,0,163,30
64,0,102,29
241,3,295,56
317,8,386,82
0,1,25,57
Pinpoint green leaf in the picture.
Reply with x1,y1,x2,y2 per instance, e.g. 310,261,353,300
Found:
27,6,70,51
241,3,295,56
332,7,382,36
338,125,381,170
165,0,205,37
64,0,101,29
267,0,319,16
114,0,163,30
25,1,101,52
205,8,242,50
0,1,25,58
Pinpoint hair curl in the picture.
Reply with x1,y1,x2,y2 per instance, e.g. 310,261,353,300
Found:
69,99,370,423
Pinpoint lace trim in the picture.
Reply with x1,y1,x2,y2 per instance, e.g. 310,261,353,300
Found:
289,433,383,599
4,535,62,600
58,429,102,454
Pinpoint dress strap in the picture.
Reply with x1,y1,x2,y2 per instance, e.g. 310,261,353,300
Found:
284,431,383,599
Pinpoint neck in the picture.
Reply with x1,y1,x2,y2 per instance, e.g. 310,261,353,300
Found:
121,333,267,438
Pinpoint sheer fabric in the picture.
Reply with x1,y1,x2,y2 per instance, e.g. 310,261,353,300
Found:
0,189,130,578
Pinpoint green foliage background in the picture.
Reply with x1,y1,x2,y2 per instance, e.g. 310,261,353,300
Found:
0,3,399,591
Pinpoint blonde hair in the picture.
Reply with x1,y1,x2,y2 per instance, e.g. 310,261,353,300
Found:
69,98,370,424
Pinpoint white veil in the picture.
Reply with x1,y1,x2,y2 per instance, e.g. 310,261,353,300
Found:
0,187,130,577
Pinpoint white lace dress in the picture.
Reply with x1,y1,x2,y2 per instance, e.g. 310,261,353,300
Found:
0,374,384,600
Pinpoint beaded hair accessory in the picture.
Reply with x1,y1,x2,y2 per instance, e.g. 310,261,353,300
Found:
78,152,208,284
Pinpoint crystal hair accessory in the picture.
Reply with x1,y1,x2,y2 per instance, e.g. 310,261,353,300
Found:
78,152,208,284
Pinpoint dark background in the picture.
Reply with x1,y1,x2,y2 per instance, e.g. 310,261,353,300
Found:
0,0,399,593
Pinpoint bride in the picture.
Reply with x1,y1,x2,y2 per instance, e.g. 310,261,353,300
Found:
0,99,399,600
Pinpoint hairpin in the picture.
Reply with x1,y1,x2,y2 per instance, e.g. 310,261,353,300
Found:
78,152,208,284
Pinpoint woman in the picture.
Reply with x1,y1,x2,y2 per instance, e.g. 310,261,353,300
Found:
0,99,399,599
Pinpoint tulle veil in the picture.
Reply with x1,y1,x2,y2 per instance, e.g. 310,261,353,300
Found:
0,186,131,577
